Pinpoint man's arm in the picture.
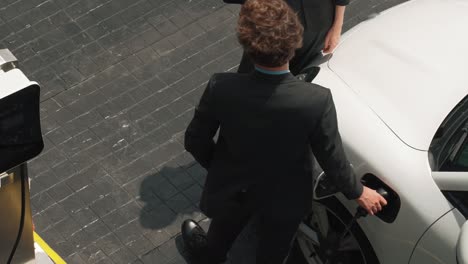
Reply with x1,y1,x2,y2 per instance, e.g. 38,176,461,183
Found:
323,2,347,53
309,91,363,200
184,77,220,169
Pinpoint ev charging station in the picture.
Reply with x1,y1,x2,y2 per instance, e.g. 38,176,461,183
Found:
0,49,45,263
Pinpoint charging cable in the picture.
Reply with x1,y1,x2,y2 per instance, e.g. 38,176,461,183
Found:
324,188,388,264
7,164,26,264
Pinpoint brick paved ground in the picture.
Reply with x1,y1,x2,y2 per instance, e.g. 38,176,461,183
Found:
0,0,406,263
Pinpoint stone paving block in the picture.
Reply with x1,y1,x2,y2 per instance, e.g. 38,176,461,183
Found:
143,141,183,168
31,170,59,191
76,184,104,206
51,158,79,179
41,202,68,224
113,145,142,166
120,54,144,72
152,17,179,37
144,229,172,248
157,69,184,87
141,248,169,264
78,243,109,264
160,163,195,190
182,184,203,205
65,253,87,264
110,246,139,264
96,233,125,256
139,204,175,231
169,9,195,29
114,219,146,245
59,193,87,215
95,258,115,264
171,69,210,95
90,188,132,218
112,157,154,185
99,149,137,174
164,192,192,213
151,38,176,56
166,97,192,117
127,235,155,257
186,163,207,186
32,211,53,232
69,206,98,227
137,192,164,213
151,106,176,126
136,46,160,65
42,226,77,257
158,237,184,261
198,5,234,31
125,27,163,53
102,206,133,230
30,178,47,198
47,180,74,202
84,219,112,243
53,216,83,238
31,192,56,215
163,110,193,137
65,163,107,191
153,88,181,106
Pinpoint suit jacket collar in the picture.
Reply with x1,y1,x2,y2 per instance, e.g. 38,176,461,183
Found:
250,70,296,83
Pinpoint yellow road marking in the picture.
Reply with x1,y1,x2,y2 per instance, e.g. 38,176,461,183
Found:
33,231,66,264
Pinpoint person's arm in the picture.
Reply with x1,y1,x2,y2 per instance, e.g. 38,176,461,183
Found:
323,3,347,53
310,91,387,215
309,91,363,200
184,76,220,169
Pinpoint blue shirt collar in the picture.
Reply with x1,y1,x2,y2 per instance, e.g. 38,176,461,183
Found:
254,66,290,75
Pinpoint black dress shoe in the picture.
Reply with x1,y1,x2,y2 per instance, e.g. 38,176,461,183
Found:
181,219,208,257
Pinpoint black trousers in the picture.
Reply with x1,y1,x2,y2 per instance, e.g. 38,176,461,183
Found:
205,189,302,264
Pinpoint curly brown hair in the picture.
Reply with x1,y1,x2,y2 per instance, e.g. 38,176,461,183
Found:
237,0,303,68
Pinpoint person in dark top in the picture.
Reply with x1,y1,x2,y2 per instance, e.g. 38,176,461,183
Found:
225,0,350,75
181,0,386,263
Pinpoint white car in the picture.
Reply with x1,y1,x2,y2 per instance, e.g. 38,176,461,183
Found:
294,0,468,263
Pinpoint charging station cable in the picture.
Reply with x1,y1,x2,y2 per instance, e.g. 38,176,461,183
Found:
7,165,26,264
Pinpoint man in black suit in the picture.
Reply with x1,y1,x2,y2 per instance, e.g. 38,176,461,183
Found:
225,0,350,75
182,0,386,263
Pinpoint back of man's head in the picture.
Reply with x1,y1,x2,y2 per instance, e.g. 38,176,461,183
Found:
237,0,304,68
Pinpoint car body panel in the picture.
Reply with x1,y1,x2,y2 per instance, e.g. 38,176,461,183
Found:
457,221,468,264
328,0,468,151
410,209,465,264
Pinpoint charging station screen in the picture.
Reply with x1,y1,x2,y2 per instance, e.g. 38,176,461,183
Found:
0,84,44,173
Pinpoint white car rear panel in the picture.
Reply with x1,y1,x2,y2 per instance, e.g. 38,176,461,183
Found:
328,0,468,151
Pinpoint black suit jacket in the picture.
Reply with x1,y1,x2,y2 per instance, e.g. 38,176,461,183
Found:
185,71,363,218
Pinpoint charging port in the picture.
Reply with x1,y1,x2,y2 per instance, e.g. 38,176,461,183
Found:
361,174,401,223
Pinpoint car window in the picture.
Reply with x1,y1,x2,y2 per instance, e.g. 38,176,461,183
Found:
453,141,468,169
430,95,468,171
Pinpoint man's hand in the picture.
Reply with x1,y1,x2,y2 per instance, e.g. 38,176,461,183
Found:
356,186,388,215
323,25,342,54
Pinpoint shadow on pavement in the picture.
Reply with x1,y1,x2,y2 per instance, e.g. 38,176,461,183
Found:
136,163,302,263
138,163,204,229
